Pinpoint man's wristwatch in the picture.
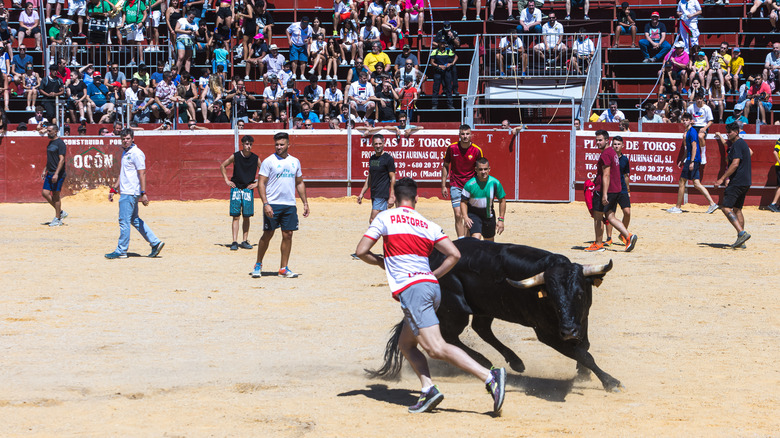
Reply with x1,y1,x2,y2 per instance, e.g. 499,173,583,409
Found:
140,191,146,195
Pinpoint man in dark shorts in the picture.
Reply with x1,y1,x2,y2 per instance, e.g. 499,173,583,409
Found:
357,133,395,223
441,124,483,238
220,135,260,251
715,122,752,248
355,177,506,415
586,130,637,252
460,157,506,241
41,124,68,227
668,112,718,214
253,132,310,278
604,136,631,245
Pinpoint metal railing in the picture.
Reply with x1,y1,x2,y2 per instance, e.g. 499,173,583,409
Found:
52,43,169,71
579,35,602,124
480,33,600,78
464,34,481,127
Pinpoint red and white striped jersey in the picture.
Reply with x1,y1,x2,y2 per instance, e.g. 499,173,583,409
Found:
364,206,448,299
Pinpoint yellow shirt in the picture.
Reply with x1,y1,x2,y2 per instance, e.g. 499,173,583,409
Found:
774,139,780,166
731,56,744,75
364,52,391,72
717,53,731,71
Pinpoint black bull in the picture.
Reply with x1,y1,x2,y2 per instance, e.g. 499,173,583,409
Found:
367,238,623,392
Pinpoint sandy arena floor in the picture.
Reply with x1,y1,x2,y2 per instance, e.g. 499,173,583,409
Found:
0,191,778,437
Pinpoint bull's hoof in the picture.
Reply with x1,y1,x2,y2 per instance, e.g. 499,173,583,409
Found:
603,379,624,393
508,358,525,373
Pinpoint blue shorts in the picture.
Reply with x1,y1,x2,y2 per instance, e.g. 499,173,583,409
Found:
263,204,299,231
290,44,308,62
762,101,773,112
229,188,254,217
680,161,702,181
43,173,65,192
618,24,633,34
398,282,441,336
371,197,388,210
450,186,463,207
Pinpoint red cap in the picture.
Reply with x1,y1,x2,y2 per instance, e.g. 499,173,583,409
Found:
651,11,660,17
93,71,102,77
110,81,121,87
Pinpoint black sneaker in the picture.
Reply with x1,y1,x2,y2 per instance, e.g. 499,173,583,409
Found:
486,367,506,415
408,385,444,413
149,241,165,257
768,203,780,213
230,241,239,251
239,240,253,249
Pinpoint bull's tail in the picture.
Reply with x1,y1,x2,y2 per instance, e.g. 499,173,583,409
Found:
364,320,404,380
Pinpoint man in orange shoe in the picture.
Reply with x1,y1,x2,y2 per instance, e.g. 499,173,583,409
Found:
586,130,637,252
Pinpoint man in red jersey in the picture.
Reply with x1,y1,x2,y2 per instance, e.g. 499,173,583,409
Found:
355,177,506,415
441,124,484,238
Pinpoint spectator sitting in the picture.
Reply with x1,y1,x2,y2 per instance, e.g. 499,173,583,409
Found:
283,79,301,115
374,77,398,123
364,42,391,72
22,62,41,112
337,104,360,125
105,62,127,89
366,0,385,28
151,70,176,122
278,62,294,90
358,17,381,60
398,77,418,120
348,70,377,122
292,116,304,129
405,0,425,35
340,19,359,65
748,0,779,32
333,0,357,36
744,75,773,125
534,12,566,66
0,43,10,111
565,0,589,21
323,79,344,117
689,48,708,86
763,42,780,90
460,0,482,21
381,6,403,50
28,105,48,125
394,44,419,70
296,101,321,123
254,0,274,41
10,45,33,86
641,103,663,123
302,76,324,117
661,41,689,91
640,11,671,63
210,101,230,123
433,20,460,50
0,4,18,43
619,119,630,131
396,58,425,90
516,2,542,34
87,72,115,122
18,3,43,51
730,47,744,91
706,42,731,90
497,29,526,76
724,107,748,126
262,44,285,83
150,61,165,88
370,62,387,86
598,100,625,122
133,62,151,90
325,36,340,80
347,57,370,84
653,94,668,120
488,0,513,22
688,77,704,103
329,118,340,129
615,2,637,48
708,77,725,123
262,76,283,121
569,28,593,75
308,33,327,77
245,34,269,80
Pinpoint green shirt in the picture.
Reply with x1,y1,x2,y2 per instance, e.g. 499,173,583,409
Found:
124,0,148,24
48,26,63,41
461,176,506,218
88,0,113,15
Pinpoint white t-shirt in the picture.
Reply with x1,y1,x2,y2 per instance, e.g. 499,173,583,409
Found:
359,26,380,42
28,116,48,125
124,87,140,106
176,17,198,38
572,38,595,57
263,53,286,75
687,102,713,126
348,80,375,101
287,22,314,47
542,21,564,47
263,85,284,101
260,153,303,206
765,51,780,69
0,53,9,75
325,87,344,102
309,40,326,56
598,109,625,122
334,0,351,14
677,0,701,27
520,8,542,26
367,1,384,16
363,206,448,298
499,36,523,52
340,28,358,45
119,145,146,195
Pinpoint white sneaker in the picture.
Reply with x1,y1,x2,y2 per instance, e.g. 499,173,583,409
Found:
308,68,315,75
45,18,51,24
49,217,62,227
461,15,467,21
244,75,250,80
340,60,347,66
144,46,153,52
349,60,355,66
667,206,683,213
71,59,80,66
128,61,136,67
236,61,246,67
706,204,720,214
60,210,68,219
325,75,332,80
26,106,32,111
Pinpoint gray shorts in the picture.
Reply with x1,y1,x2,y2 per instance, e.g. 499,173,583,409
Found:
450,186,463,208
398,282,441,336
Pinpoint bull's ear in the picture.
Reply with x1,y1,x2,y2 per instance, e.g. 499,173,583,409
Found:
592,278,603,288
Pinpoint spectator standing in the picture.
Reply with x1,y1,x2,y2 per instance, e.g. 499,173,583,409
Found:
252,132,310,279
441,124,483,239
123,0,148,67
174,8,199,74
357,133,396,222
220,135,260,251
286,16,313,80
598,100,625,122
668,112,719,214
565,0,589,21
640,11,671,62
105,129,165,259
615,2,637,48
41,124,68,227
430,41,456,109
677,0,701,50
18,3,42,51
586,130,638,253
714,123,752,248
40,64,65,121
516,1,541,34
744,75,773,125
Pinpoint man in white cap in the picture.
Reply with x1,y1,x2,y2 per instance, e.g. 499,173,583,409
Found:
661,40,690,86
262,43,286,83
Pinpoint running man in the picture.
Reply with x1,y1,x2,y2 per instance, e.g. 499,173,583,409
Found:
715,123,752,248
357,133,396,223
460,157,506,241
220,135,260,251
667,112,719,214
252,132,310,278
441,124,483,238
354,177,506,415
604,136,632,244
586,130,638,252
42,124,68,227
105,129,165,259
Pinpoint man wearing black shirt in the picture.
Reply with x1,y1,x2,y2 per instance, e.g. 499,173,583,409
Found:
211,102,230,123
226,79,256,123
220,135,261,250
40,64,65,121
357,133,396,222
715,123,752,248
430,42,457,109
374,79,398,122
42,124,68,227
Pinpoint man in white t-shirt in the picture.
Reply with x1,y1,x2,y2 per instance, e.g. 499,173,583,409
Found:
676,0,701,50
496,29,526,75
105,129,164,259
534,12,566,65
598,100,626,122
354,177,507,415
687,91,713,165
286,17,314,80
348,70,376,122
252,132,310,278
570,28,595,74
262,78,284,121
516,1,542,34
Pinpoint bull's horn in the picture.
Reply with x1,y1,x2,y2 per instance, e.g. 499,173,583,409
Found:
582,259,613,277
506,272,545,289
